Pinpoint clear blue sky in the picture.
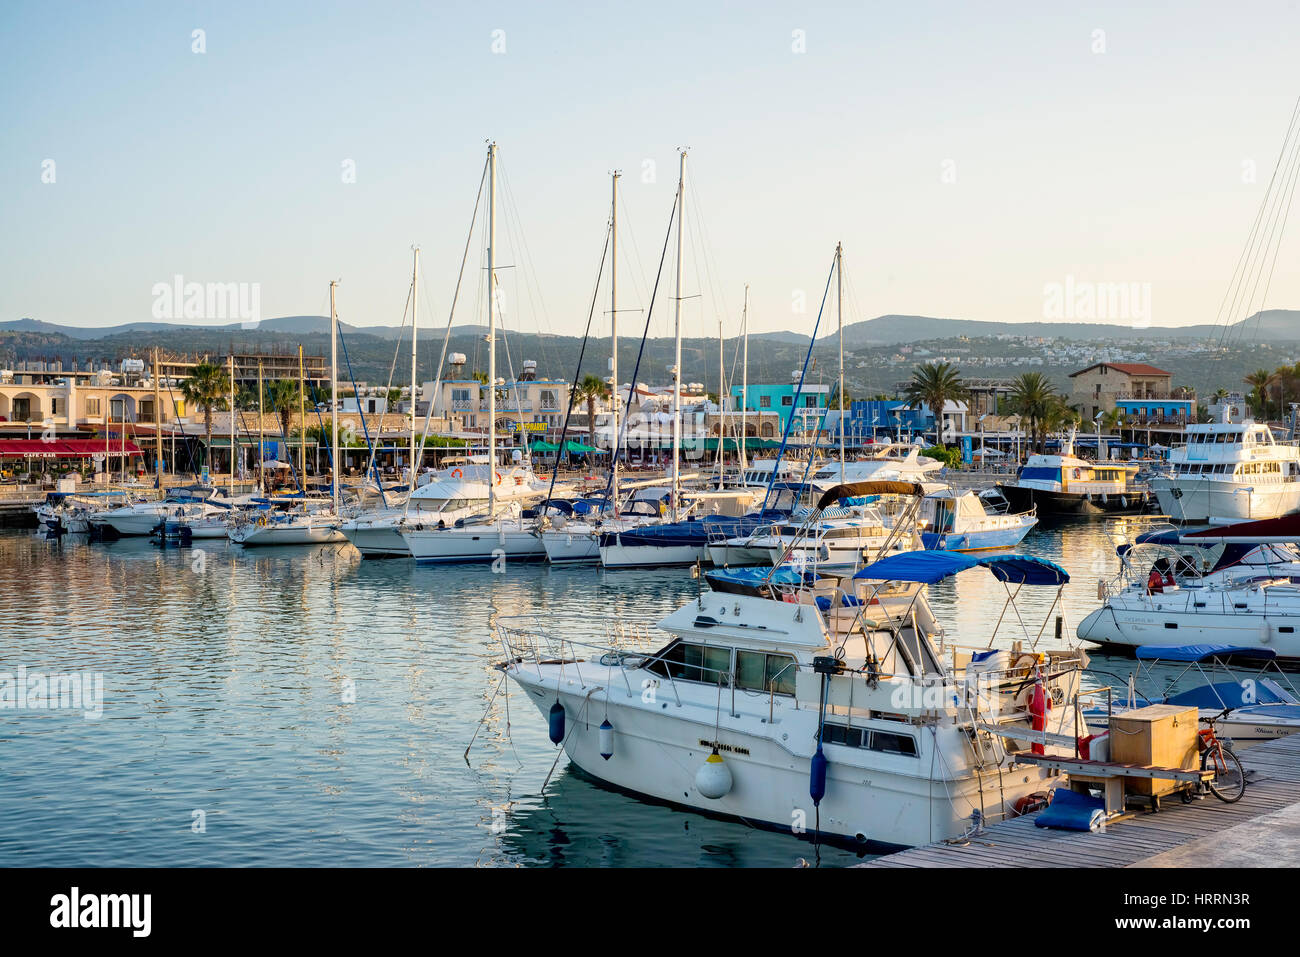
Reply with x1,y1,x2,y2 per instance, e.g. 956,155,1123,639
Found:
3,1,1299,340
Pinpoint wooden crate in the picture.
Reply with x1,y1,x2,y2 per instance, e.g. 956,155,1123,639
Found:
1109,704,1198,797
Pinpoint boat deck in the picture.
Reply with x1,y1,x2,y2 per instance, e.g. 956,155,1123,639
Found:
862,732,1300,868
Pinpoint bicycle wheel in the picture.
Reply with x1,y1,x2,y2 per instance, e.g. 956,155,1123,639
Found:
1202,744,1246,803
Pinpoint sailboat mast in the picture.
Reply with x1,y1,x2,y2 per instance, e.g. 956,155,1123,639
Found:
410,246,420,495
297,346,305,488
228,354,235,495
717,313,724,488
741,284,749,471
610,169,620,510
836,242,845,474
671,150,686,521
257,358,265,493
487,142,498,515
330,280,339,513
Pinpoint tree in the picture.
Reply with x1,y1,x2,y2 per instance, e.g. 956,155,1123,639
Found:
181,361,229,473
904,362,965,444
573,373,610,447
262,379,300,440
1007,372,1057,453
1244,369,1271,418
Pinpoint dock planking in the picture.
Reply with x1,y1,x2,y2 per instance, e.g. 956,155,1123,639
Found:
864,732,1300,868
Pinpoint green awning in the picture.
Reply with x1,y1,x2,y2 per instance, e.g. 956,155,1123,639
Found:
530,439,606,454
702,437,783,451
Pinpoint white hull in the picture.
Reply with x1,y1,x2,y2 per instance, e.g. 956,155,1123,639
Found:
704,543,773,567
1151,477,1300,524
231,521,346,546
540,528,601,564
1079,588,1300,661
402,524,545,564
510,669,1059,849
599,542,705,568
340,521,411,558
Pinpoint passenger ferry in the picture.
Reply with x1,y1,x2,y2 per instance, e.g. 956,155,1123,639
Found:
995,433,1149,517
1149,418,1300,524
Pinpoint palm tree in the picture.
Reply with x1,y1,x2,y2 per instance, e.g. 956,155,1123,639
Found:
181,361,229,474
904,362,965,445
1008,372,1057,453
262,379,299,440
573,373,610,449
1244,369,1271,418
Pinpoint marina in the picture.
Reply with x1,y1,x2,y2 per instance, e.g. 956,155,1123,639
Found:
6,6,1300,922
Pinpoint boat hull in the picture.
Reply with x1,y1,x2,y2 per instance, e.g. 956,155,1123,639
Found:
340,522,411,558
599,541,706,568
402,526,545,564
509,671,1055,850
1151,476,1300,524
995,484,1148,517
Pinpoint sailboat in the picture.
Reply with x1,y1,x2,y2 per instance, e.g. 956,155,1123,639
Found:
402,143,549,565
229,281,347,546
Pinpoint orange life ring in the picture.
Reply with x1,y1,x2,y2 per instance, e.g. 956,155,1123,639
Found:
450,468,463,479
494,470,502,485
1072,468,1081,479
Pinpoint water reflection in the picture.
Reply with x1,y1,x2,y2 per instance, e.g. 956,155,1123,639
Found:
0,519,1176,866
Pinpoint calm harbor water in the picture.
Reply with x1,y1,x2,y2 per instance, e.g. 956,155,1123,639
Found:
0,517,1166,867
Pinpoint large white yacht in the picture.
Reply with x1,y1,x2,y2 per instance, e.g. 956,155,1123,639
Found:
497,539,1087,850
1149,418,1300,524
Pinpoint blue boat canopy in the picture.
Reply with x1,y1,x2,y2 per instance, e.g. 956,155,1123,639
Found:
1135,644,1278,662
851,550,1070,586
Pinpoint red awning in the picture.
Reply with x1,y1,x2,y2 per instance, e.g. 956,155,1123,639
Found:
0,439,144,459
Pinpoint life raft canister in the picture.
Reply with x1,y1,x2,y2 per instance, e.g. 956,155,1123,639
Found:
1028,674,1051,756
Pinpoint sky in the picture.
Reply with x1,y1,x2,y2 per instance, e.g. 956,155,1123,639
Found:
3,0,1300,342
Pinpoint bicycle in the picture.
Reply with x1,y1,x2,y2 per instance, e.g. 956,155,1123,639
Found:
1194,714,1246,804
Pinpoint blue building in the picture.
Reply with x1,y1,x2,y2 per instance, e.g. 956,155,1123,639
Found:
731,380,829,434
1114,396,1193,426
838,400,930,444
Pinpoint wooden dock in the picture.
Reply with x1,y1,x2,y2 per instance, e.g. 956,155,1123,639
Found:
864,733,1300,868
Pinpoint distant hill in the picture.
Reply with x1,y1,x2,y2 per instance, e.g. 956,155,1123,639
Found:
838,310,1300,346
6,309,1299,347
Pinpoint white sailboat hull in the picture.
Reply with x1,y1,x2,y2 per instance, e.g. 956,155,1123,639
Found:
402,524,545,564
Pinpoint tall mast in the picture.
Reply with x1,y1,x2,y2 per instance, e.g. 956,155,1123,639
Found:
671,150,686,521
487,142,498,515
410,246,420,495
610,169,620,510
740,284,749,470
228,354,235,495
297,345,305,489
330,280,339,513
836,242,845,474
717,312,724,488
152,348,162,489
257,358,265,493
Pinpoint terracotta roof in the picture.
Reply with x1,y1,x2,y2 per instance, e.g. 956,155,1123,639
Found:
1068,362,1172,378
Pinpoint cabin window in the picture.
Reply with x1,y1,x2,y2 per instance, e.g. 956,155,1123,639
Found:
869,731,918,756
647,640,730,685
735,650,796,695
821,722,917,757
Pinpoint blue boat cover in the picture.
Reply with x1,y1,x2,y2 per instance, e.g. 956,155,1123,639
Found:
1135,644,1278,662
851,550,1070,586
705,566,817,589
1034,788,1105,832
